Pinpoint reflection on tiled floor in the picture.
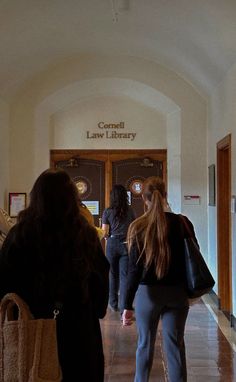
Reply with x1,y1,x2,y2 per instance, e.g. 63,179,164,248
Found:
100,298,236,381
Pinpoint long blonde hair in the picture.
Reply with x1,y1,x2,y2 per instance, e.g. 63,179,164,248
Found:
127,176,170,279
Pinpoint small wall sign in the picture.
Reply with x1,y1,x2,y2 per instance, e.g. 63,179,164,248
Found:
9,193,27,217
83,201,99,215
183,195,200,205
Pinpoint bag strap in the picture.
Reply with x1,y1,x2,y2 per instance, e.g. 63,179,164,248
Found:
178,214,193,238
0,293,33,326
179,214,200,250
0,293,62,325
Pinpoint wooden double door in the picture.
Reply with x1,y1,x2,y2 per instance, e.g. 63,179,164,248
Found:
50,150,167,226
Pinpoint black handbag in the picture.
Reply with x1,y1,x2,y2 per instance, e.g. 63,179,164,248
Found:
179,215,215,298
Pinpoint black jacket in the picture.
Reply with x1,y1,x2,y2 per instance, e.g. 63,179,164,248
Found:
124,212,197,309
0,223,110,382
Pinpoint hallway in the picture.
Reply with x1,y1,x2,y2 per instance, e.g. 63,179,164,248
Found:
101,296,236,382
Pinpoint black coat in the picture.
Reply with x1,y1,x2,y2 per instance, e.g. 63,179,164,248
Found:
0,223,109,382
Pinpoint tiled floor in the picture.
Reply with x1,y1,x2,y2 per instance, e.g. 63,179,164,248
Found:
100,297,236,381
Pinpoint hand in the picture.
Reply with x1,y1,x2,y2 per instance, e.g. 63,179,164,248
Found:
122,309,133,326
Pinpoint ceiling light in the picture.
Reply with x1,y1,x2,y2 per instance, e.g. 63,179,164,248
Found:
110,0,129,23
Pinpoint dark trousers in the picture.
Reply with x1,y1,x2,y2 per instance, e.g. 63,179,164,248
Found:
106,237,128,312
134,284,189,382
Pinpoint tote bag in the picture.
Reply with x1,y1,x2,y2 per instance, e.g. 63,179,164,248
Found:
0,293,62,382
179,215,215,299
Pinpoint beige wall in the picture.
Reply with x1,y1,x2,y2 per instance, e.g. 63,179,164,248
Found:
7,54,207,254
208,61,236,314
52,96,166,149
0,98,9,209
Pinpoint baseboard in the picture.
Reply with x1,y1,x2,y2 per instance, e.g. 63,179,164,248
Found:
222,310,231,321
230,313,236,330
209,290,236,326
209,290,220,308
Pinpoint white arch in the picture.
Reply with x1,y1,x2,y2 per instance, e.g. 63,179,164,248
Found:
34,77,181,212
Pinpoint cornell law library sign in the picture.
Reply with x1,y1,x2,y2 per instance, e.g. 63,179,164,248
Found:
86,122,137,141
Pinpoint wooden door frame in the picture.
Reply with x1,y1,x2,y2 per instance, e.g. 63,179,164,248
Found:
50,149,167,208
217,134,232,314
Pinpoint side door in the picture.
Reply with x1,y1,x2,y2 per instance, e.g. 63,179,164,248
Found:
112,157,164,217
55,157,105,227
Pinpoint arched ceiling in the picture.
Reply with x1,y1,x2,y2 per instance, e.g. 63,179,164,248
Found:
41,78,179,115
1,0,236,100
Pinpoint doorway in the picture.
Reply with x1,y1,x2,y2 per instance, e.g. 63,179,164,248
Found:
50,149,167,225
217,134,232,316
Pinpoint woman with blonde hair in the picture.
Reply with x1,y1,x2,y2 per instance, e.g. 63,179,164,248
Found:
123,176,196,382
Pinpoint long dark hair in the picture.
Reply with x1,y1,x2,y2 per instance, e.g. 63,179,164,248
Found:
110,184,129,222
17,168,98,301
127,176,170,279
19,168,79,225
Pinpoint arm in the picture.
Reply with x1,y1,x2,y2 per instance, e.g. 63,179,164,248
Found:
122,242,143,325
0,226,23,299
101,209,110,240
0,208,14,236
90,238,110,318
95,227,106,241
102,223,109,240
0,209,15,249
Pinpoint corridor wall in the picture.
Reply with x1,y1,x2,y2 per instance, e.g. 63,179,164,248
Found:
6,54,207,261
208,60,236,318
0,99,9,208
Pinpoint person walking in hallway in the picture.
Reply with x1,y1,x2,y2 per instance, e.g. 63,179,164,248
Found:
102,184,135,315
122,176,196,382
0,168,109,382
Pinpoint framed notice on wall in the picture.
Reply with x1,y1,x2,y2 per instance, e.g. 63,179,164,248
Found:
9,193,27,217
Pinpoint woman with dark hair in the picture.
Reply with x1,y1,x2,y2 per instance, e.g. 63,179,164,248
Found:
122,176,197,382
102,184,135,314
0,168,109,382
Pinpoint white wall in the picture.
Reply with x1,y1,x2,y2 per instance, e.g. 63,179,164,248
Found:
9,100,35,193
52,95,183,214
208,61,236,315
7,54,207,255
52,96,166,149
167,111,181,213
0,99,9,209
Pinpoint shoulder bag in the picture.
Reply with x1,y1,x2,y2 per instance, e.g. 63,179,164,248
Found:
0,293,62,382
179,215,215,298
